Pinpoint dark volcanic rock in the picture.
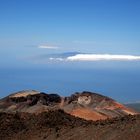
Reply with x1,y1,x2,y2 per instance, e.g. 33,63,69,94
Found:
0,110,140,140
0,90,138,120
0,90,140,140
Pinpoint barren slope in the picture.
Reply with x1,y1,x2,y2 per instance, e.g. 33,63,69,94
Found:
0,110,140,140
0,90,137,121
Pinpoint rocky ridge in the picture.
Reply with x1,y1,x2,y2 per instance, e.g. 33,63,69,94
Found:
0,90,137,121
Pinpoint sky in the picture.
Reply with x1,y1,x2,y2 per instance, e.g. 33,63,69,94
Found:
0,0,140,57
0,0,140,102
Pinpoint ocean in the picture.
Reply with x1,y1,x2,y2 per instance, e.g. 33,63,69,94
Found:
0,66,140,103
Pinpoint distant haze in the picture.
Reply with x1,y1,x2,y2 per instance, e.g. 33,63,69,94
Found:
0,0,140,103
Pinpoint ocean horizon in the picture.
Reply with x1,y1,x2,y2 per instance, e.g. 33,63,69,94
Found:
0,65,140,103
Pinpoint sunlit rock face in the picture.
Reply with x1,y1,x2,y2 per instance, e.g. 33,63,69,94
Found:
9,90,39,98
78,95,92,105
0,90,138,121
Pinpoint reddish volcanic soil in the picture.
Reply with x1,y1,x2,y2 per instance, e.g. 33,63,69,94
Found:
0,90,140,140
0,90,137,121
0,110,140,140
70,108,107,120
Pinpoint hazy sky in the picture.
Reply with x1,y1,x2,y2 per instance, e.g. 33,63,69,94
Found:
0,0,140,102
0,0,140,68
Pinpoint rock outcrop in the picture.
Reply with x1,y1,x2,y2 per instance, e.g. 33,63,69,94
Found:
0,90,137,121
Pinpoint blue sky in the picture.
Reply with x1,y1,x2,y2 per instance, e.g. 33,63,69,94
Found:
0,0,140,102
0,0,140,58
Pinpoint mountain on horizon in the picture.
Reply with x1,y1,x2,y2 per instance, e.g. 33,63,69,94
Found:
0,90,137,121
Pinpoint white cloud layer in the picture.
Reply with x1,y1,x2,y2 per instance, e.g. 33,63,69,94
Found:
67,54,140,61
38,45,58,49
49,54,140,61
49,57,64,61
